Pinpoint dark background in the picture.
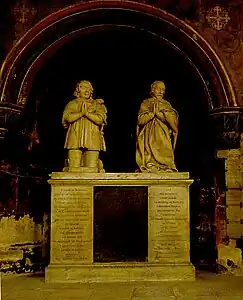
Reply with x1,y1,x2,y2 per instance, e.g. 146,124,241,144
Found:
25,27,214,178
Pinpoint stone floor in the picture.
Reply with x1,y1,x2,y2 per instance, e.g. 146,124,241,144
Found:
2,270,243,300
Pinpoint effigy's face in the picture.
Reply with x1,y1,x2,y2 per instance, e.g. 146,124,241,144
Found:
78,82,92,99
152,83,165,98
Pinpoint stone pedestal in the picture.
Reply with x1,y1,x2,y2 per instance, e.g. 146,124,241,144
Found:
45,172,195,283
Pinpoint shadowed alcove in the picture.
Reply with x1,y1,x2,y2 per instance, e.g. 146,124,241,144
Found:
27,26,214,176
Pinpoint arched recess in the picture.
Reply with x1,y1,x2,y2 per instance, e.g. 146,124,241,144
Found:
14,25,212,110
0,0,239,109
0,0,241,150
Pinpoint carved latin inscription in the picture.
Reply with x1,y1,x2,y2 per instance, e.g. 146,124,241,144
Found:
148,186,190,263
51,185,93,264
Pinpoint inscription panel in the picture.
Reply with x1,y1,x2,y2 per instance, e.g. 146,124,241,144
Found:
152,240,190,261
51,185,93,264
148,186,190,263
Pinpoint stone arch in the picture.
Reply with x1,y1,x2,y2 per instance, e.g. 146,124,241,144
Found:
0,0,239,111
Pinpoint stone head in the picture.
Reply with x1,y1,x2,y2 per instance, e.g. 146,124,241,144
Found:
150,81,166,98
74,80,93,99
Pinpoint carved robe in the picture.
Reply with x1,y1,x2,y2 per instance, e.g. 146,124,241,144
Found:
62,98,107,151
136,97,178,172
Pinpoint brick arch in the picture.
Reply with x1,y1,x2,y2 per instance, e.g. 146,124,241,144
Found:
0,0,239,110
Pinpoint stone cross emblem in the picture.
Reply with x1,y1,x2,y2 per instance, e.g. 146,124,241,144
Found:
12,1,37,25
206,6,230,31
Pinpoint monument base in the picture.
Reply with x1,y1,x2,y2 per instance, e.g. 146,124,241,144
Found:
45,262,195,283
46,172,195,283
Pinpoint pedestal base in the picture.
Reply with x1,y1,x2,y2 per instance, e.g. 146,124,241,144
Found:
47,172,195,283
62,167,98,173
45,262,195,283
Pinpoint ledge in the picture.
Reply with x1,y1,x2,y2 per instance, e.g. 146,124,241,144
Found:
50,172,190,180
48,172,193,186
45,262,195,283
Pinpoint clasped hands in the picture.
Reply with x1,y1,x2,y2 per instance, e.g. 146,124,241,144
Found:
149,102,166,119
78,102,90,118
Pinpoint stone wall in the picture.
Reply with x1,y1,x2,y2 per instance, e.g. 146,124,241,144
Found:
217,134,243,240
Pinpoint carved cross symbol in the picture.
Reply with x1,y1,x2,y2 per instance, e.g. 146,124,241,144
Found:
19,3,27,24
12,0,37,25
206,6,230,31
